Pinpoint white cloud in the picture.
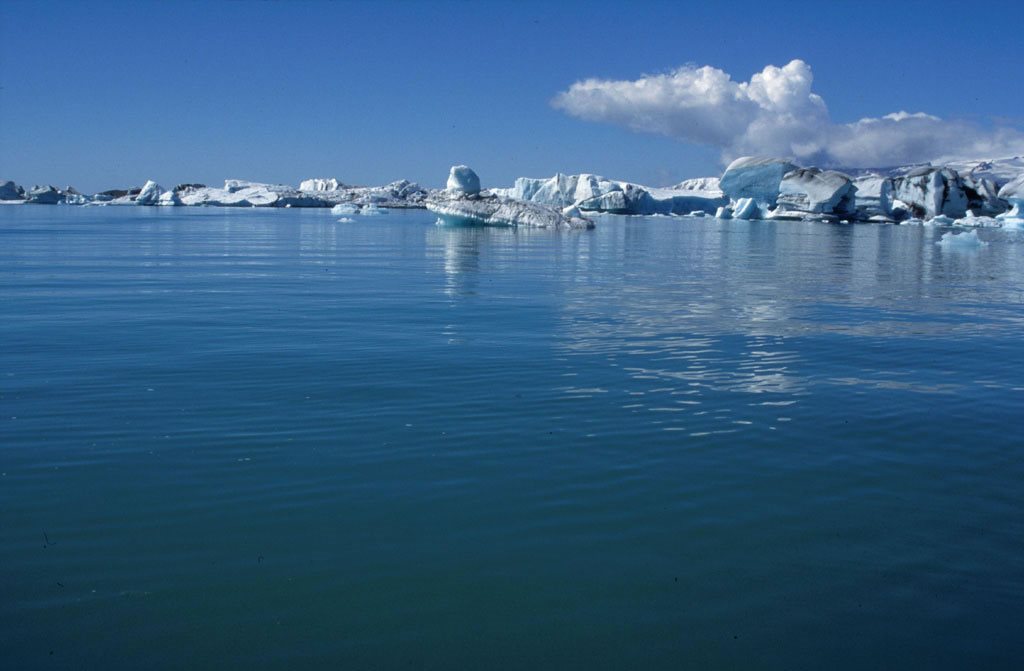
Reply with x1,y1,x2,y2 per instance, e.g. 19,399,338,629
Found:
552,60,1024,167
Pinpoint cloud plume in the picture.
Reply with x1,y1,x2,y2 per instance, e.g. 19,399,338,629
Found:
552,60,1024,167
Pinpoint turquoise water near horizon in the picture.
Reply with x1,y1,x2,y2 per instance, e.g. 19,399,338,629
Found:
2,206,1023,669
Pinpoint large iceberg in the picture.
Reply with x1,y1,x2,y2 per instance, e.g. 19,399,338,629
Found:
719,157,798,207
25,185,66,204
0,180,25,201
495,172,726,215
774,168,856,218
427,166,593,230
890,167,968,219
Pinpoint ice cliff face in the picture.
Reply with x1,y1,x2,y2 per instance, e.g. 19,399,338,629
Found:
494,173,726,215
775,168,856,218
720,157,798,207
0,180,26,201
427,166,593,230
299,178,345,192
850,176,892,221
890,167,968,219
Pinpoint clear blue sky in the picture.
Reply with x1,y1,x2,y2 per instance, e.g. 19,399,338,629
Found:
2,0,1022,192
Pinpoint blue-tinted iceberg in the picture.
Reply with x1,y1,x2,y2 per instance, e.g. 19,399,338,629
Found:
720,157,798,207
494,172,726,215
775,168,856,218
428,166,594,230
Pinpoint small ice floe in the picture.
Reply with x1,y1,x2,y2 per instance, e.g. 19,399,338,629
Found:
924,214,956,226
336,217,355,223
331,203,359,215
936,229,987,248
689,210,706,217
359,204,385,215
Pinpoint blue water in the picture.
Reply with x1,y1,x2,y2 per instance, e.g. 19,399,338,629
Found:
2,205,1023,669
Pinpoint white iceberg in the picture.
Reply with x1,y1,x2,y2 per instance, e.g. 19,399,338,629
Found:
673,177,721,192
447,165,481,196
299,178,344,192
331,203,359,215
936,230,986,247
134,180,164,205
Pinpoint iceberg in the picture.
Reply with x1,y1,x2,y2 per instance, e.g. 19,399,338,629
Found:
719,156,798,207
134,180,164,205
731,197,762,220
852,175,894,221
0,180,25,201
996,174,1024,227
890,167,968,219
299,178,345,192
331,203,359,215
447,165,481,196
427,166,594,230
936,230,986,248
495,172,725,215
25,185,66,204
775,168,856,218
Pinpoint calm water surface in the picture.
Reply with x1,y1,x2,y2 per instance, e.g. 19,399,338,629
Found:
2,206,1023,669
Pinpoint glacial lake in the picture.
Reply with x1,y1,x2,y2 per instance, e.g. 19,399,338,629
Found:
2,205,1023,669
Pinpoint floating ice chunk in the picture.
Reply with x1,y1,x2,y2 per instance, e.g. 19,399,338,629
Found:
731,197,762,220
715,206,732,220
936,230,986,247
925,214,956,226
689,210,706,217
337,217,356,223
359,204,385,215
852,175,894,220
447,165,481,196
331,203,359,215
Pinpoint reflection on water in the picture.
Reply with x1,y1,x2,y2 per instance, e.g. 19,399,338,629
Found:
3,206,1024,670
